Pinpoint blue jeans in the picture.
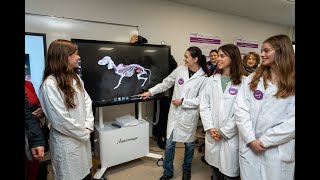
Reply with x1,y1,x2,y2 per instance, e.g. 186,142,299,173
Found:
163,131,195,176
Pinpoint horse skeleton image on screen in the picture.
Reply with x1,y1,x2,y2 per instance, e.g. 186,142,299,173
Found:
98,56,151,89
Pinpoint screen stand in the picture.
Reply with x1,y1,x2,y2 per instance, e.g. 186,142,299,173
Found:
94,107,107,180
137,101,163,160
93,103,163,180
98,107,104,128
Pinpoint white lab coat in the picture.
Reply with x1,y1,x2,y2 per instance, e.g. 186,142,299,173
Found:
149,65,207,142
200,75,242,177
234,74,295,180
39,75,94,180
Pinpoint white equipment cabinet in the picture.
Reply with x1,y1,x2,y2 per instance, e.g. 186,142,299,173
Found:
93,102,162,180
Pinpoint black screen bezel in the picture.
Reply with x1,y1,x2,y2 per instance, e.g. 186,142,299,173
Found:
71,38,172,107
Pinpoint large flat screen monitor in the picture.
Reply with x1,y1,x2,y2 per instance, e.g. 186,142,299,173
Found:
72,38,171,107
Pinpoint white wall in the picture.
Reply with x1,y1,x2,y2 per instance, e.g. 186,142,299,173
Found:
25,0,291,66
25,0,291,123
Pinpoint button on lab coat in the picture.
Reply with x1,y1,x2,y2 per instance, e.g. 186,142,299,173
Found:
200,75,242,177
234,74,295,180
39,75,94,180
149,66,207,142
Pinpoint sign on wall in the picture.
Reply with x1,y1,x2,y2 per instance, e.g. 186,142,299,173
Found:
189,32,221,62
236,38,260,57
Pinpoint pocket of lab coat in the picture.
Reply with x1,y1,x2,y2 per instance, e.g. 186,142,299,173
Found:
181,112,196,124
278,139,295,162
227,136,239,150
177,113,197,134
206,131,215,143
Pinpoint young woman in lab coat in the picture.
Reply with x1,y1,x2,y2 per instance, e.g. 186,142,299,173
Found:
139,46,209,180
234,34,295,180
200,44,247,180
39,39,94,180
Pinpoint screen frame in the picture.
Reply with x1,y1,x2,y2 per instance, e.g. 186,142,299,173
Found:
25,32,47,96
71,38,172,107
25,32,47,58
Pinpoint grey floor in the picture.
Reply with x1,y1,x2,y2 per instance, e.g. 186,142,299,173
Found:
45,126,211,180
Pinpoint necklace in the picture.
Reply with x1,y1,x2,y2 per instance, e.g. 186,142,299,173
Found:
221,76,230,86
222,79,230,85
220,75,230,92
221,75,230,85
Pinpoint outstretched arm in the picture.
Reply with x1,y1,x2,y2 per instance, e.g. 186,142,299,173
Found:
143,66,181,98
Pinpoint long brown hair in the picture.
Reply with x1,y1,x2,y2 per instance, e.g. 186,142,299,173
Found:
249,34,295,98
42,39,83,109
217,44,248,85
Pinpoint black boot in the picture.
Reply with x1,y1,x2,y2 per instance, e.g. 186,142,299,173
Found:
182,170,191,180
159,175,173,180
157,137,166,150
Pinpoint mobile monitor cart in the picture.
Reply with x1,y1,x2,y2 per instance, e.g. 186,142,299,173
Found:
93,101,163,180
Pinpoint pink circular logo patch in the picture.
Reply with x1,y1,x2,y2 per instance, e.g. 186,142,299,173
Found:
253,90,263,100
229,87,238,95
178,78,184,85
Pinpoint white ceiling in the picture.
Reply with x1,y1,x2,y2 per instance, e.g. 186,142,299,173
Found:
168,0,295,27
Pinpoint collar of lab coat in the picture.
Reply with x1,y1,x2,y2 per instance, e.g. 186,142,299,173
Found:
182,66,205,81
257,76,278,97
212,73,232,86
212,73,221,81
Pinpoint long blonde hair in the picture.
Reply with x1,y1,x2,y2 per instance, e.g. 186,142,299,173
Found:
249,34,295,98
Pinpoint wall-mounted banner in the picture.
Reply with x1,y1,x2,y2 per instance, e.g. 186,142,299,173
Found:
236,38,260,57
190,32,221,62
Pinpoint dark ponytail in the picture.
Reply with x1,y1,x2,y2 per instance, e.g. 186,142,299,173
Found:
199,54,210,76
187,46,210,76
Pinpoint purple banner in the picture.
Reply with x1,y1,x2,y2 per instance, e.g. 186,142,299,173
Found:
190,37,221,44
236,42,258,48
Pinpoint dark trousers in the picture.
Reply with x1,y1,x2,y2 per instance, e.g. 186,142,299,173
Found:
37,161,48,180
25,159,39,180
152,98,170,139
163,132,195,176
90,107,96,152
211,166,240,180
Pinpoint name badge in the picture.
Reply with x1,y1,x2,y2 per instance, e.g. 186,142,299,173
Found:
178,78,184,85
228,87,238,95
253,90,263,100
